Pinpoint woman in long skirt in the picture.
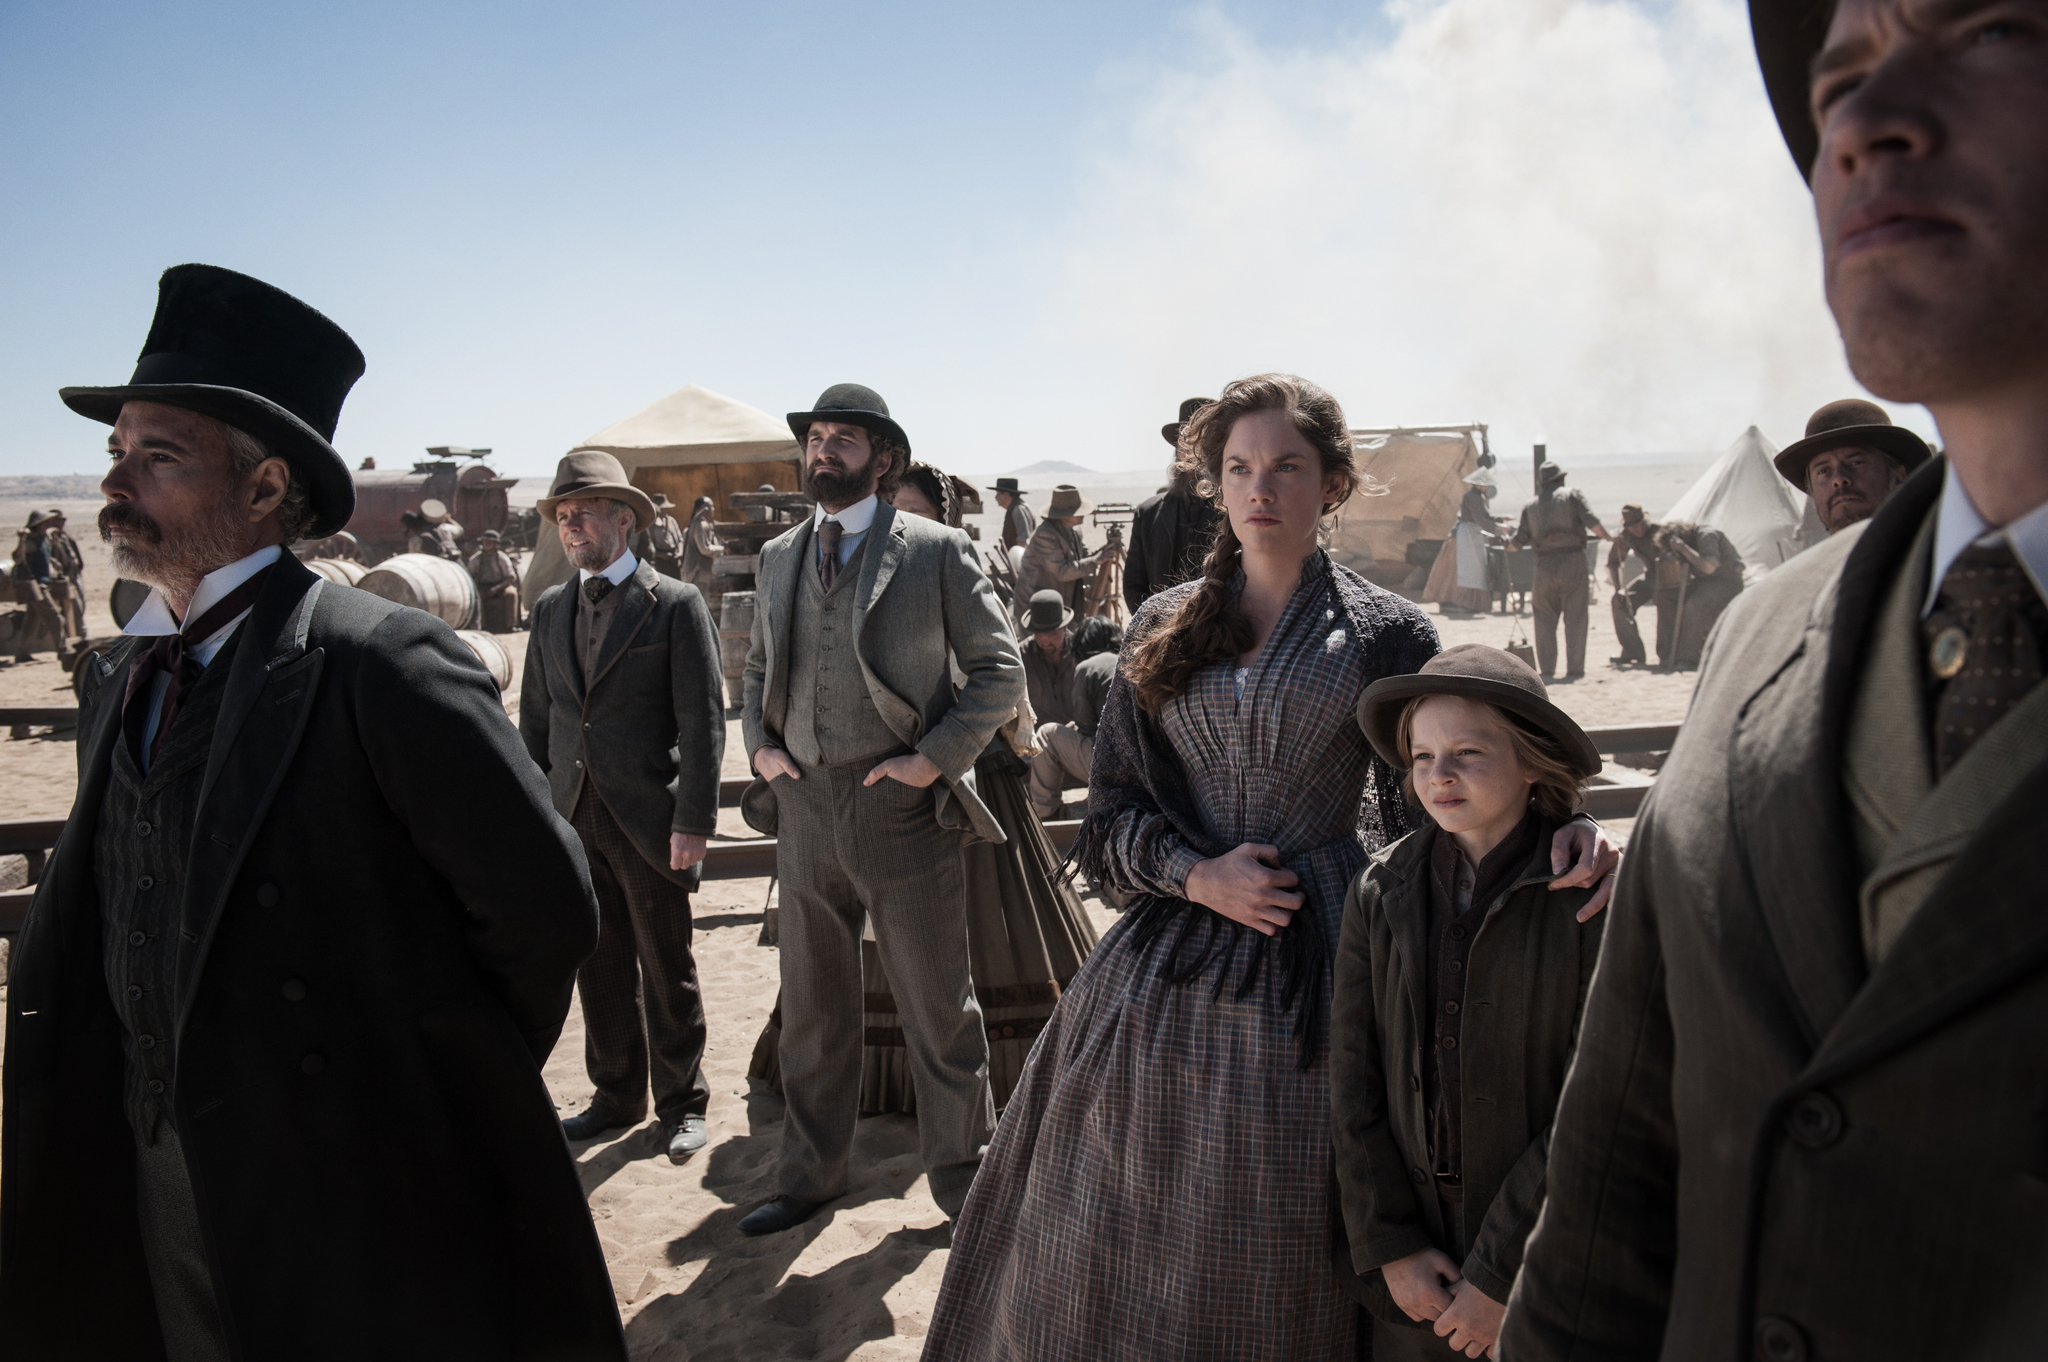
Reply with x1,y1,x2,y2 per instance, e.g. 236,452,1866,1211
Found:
924,375,1615,1360
749,461,1099,1112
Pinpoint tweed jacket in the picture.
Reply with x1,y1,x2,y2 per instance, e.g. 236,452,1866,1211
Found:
521,559,724,890
1332,821,1601,1318
741,501,1024,844
1501,458,2048,1362
0,556,622,1361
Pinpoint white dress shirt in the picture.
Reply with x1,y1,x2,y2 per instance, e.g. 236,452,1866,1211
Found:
576,548,640,587
812,493,879,571
122,544,282,769
1923,463,2048,615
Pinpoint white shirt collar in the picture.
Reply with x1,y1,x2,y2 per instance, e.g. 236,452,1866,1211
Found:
123,544,283,643
1924,462,2048,615
812,493,879,536
577,548,639,586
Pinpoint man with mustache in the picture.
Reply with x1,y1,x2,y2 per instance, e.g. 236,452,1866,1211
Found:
1776,396,1934,533
1502,3,2048,1359
739,383,1024,1235
0,265,624,1360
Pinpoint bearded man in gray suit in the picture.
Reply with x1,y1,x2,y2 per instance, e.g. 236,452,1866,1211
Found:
1502,3,2048,1359
738,384,1024,1236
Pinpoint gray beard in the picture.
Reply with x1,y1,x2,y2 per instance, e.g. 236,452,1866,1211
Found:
104,500,257,610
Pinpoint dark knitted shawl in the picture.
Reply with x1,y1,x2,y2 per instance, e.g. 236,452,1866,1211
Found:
1071,551,1440,1066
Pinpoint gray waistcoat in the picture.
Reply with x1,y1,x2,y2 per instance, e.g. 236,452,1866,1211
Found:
96,631,240,1143
783,542,902,768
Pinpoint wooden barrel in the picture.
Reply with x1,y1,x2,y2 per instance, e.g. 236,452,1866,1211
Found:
305,557,368,586
454,629,513,694
358,553,477,628
719,591,756,634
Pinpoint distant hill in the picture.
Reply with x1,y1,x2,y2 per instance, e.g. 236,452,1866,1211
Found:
1007,460,1094,477
0,475,104,500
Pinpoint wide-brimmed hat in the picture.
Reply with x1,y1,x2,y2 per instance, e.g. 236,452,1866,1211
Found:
651,492,672,508
420,498,451,524
787,383,911,454
1750,0,1834,178
1357,644,1602,779
26,508,63,530
986,477,1030,495
1046,484,1089,519
1461,468,1497,489
60,264,364,538
1620,502,1646,524
536,450,657,533
1537,461,1566,486
1773,398,1932,493
1162,396,1213,447
479,529,501,541
1024,589,1074,634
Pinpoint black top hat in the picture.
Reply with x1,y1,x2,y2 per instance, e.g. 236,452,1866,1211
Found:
987,477,1030,495
1024,589,1074,635
1162,396,1214,447
1773,398,1932,492
60,264,364,538
787,383,910,454
1750,0,1834,178
1357,644,1602,779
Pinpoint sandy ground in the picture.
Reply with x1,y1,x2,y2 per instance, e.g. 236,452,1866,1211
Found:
0,503,1681,1359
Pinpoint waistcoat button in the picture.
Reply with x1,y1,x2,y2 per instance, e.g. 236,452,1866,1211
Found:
281,978,308,1002
1445,1001,1460,1015
1786,1092,1845,1149
127,984,143,1001
1442,1036,1458,1049
1754,1315,1809,1362
256,884,281,908
135,821,152,837
137,875,153,890
129,931,146,947
138,1034,156,1049
147,1079,165,1094
301,1054,327,1075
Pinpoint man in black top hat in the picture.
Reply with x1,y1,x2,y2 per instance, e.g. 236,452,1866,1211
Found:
1510,462,1610,680
1503,4,2048,1359
1776,397,1933,533
1125,396,1224,611
0,265,623,1361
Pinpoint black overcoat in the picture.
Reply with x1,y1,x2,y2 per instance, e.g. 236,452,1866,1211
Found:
1500,460,2048,1361
0,557,625,1360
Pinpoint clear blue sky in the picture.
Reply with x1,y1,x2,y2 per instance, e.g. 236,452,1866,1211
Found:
0,0,1397,478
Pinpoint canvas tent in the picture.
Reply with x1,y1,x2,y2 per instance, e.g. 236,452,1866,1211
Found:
1663,425,1809,580
1324,427,1484,580
525,384,802,604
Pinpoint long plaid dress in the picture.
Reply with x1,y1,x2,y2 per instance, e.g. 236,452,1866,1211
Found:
926,553,1438,1361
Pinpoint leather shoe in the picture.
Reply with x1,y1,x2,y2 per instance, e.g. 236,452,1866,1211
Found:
738,1195,827,1236
665,1115,708,1164
561,1104,643,1142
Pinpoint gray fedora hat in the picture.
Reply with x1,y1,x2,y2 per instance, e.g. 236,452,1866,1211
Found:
536,450,657,533
1357,644,1602,779
1773,398,1932,492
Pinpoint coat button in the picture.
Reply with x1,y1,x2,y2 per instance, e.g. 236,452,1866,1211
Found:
147,1079,165,1094
281,978,308,1002
137,875,154,890
138,1033,156,1049
1449,925,1465,940
135,821,152,837
1448,961,1463,974
129,931,147,947
127,984,143,1001
1444,1001,1460,1015
301,1054,327,1075
1442,1035,1458,1049
1786,1092,1844,1149
256,884,280,907
1754,1315,1809,1362
1410,1166,1427,1183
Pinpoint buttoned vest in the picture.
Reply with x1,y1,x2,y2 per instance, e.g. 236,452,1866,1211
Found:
782,541,901,767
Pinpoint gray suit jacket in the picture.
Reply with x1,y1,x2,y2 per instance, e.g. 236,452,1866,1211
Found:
742,503,1024,845
1502,458,2048,1361
521,559,725,890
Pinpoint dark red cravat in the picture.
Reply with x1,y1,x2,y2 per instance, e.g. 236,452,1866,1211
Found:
124,566,273,765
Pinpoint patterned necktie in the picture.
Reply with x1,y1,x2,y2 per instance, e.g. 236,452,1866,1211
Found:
583,576,614,605
124,566,273,765
817,520,843,590
1922,540,2048,777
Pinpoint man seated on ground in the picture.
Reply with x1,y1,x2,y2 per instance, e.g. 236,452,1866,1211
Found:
1027,603,1120,821
1775,397,1933,534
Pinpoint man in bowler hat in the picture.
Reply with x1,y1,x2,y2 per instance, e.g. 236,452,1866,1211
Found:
0,265,623,1360
1510,462,1610,680
1125,396,1224,610
1776,396,1933,534
1503,4,2048,1359
521,449,725,1165
741,383,1024,1234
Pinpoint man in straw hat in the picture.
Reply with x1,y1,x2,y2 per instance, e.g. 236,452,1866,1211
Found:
1503,4,2048,1359
1777,396,1933,534
1126,396,1225,611
1016,482,1119,630
987,477,1039,554
0,265,623,1358
466,527,521,633
1509,461,1610,680
521,450,726,1168
740,383,1024,1235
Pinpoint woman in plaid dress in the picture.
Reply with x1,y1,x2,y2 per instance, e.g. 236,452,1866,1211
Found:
924,376,1615,1360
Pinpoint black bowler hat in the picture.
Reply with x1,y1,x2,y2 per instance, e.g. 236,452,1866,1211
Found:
1024,589,1073,634
1773,398,1931,492
787,383,911,454
60,264,365,537
1162,396,1213,447
1750,0,1835,178
1357,644,1602,779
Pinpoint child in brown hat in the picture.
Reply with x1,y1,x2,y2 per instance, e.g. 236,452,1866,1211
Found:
1331,644,1607,1360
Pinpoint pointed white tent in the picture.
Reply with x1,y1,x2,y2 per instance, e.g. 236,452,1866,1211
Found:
525,385,801,603
1664,426,1807,579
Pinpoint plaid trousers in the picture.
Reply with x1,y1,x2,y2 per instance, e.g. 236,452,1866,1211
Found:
570,789,709,1121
